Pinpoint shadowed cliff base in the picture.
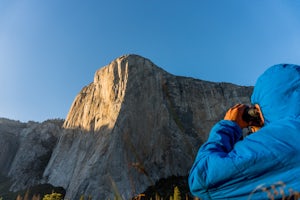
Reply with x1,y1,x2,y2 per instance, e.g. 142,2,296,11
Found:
133,175,192,199
0,173,65,200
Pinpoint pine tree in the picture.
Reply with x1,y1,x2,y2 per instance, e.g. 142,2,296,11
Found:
79,195,85,200
173,186,181,200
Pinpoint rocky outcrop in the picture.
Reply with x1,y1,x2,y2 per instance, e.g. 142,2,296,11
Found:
43,55,253,199
0,119,63,194
0,118,25,176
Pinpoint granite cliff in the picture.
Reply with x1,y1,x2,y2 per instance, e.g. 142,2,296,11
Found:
0,118,64,199
0,55,253,199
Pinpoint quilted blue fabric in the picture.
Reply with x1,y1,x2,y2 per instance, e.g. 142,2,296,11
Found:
188,64,300,199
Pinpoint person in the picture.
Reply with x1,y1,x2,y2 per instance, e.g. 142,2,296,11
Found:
188,64,300,200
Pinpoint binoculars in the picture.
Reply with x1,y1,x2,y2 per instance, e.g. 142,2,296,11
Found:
242,106,264,127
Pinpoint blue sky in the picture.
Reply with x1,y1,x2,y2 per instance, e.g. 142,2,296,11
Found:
1,0,300,122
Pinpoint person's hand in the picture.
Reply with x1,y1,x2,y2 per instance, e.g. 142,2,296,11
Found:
224,104,249,128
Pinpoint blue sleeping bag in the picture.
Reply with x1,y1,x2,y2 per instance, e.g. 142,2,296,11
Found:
188,64,300,199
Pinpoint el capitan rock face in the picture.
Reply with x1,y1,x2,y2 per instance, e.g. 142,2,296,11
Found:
0,55,253,199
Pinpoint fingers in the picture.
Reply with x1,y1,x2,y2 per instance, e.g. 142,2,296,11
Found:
224,104,264,131
224,104,249,128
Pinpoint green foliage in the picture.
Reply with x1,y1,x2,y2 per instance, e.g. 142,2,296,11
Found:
42,192,63,200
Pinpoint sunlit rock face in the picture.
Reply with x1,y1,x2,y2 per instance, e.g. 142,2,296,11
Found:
63,55,130,131
43,54,253,199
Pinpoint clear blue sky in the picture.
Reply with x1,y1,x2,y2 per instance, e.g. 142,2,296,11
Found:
1,0,300,122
